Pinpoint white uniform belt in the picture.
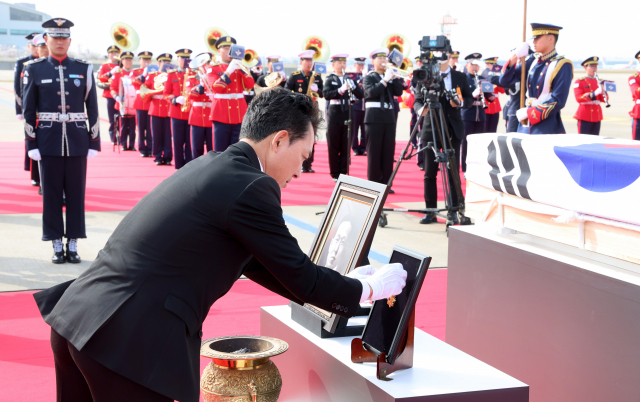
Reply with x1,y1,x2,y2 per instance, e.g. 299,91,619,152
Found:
136,90,140,94
365,102,392,109
582,101,601,105
636,99,640,105
192,102,212,107
329,99,346,105
473,101,482,106
38,113,87,122
152,95,163,100
243,91,254,95
214,93,244,100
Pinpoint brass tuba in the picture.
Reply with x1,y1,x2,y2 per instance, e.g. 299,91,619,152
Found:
400,57,413,73
301,35,330,63
110,22,139,52
382,33,411,58
204,26,228,56
254,72,283,96
243,49,259,69
139,73,168,102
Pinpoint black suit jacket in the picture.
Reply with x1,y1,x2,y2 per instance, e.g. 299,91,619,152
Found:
413,69,473,141
34,142,362,402
363,71,404,124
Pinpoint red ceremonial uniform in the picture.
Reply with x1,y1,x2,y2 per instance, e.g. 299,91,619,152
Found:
206,62,255,124
145,71,170,118
130,67,150,111
108,69,135,114
629,72,640,119
97,62,118,99
188,77,213,127
573,76,604,122
163,69,192,120
485,86,504,115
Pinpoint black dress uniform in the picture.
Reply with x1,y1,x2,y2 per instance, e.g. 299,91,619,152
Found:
23,18,100,263
324,72,364,179
363,70,403,185
351,58,367,155
15,36,39,184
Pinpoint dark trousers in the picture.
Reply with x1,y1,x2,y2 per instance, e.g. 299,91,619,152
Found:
461,120,485,172
171,118,192,169
506,115,519,133
327,108,350,178
151,116,172,163
634,119,640,141
40,156,87,241
106,98,117,143
484,113,500,133
50,329,172,402
136,110,152,154
410,109,424,167
423,135,462,209
119,115,136,149
213,121,241,152
351,109,366,153
577,120,601,135
31,159,40,183
365,122,396,185
303,143,315,170
191,125,213,159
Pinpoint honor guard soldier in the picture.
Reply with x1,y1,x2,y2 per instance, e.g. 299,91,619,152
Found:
323,54,363,181
15,33,40,188
131,51,153,157
286,49,324,172
500,23,573,134
256,55,287,88
110,51,137,150
449,50,460,71
97,44,121,143
23,18,100,263
164,48,194,169
188,55,214,158
363,48,404,191
574,56,606,135
630,51,640,140
351,57,367,156
34,34,50,58
460,53,495,172
205,36,255,152
483,57,505,133
145,53,173,165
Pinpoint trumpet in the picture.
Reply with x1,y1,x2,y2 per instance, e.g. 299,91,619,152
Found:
243,49,259,69
383,64,412,79
189,52,214,95
595,73,611,108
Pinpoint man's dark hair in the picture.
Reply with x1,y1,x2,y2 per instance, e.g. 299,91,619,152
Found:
240,87,324,144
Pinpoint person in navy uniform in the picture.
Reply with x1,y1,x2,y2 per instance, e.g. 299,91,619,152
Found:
256,55,287,88
500,23,573,134
323,54,364,181
15,32,40,188
350,57,368,156
23,18,100,264
460,53,494,172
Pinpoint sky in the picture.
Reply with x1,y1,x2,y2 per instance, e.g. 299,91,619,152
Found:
26,0,638,62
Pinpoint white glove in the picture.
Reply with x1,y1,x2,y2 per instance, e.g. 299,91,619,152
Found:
594,88,602,96
310,83,318,92
16,114,23,121
383,68,395,82
87,149,98,158
279,71,286,79
514,42,530,58
28,149,41,161
175,96,186,105
110,66,121,75
346,265,376,280
472,88,481,98
516,107,529,122
226,60,239,75
360,263,407,302
339,81,349,94
114,95,121,102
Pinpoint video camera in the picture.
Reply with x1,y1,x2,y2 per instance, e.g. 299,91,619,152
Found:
413,35,452,89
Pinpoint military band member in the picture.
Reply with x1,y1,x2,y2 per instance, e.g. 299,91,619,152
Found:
97,45,121,143
23,18,100,263
574,56,606,135
460,53,495,172
630,51,640,140
244,58,262,104
189,62,214,158
146,53,173,165
483,57,505,133
205,36,255,152
131,51,153,157
323,54,364,181
164,49,194,169
449,50,460,71
500,23,573,135
110,51,137,150
286,49,324,172
363,48,404,191
351,57,367,156
256,55,286,88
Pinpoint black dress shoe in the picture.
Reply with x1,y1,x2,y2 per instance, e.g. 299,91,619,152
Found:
418,164,425,171
140,153,147,157
31,180,39,186
65,239,81,263
447,213,460,225
38,187,42,195
420,213,438,224
52,239,65,264
164,161,172,166
129,147,137,152
302,167,315,173
388,189,395,194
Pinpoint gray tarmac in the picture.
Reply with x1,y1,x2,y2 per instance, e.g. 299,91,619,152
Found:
0,70,635,291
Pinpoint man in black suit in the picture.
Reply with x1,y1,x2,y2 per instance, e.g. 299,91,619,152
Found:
34,87,406,402
414,52,473,224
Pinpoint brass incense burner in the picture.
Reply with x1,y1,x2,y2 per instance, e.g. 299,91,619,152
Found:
200,335,288,402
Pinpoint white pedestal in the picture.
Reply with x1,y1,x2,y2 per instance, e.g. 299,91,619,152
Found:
260,305,528,402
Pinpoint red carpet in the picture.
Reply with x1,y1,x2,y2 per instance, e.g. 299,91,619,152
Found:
0,140,464,214
0,270,446,401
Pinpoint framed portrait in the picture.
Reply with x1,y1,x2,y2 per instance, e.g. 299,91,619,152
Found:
303,175,388,333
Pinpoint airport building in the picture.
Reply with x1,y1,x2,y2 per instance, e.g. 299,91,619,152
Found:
0,2,50,49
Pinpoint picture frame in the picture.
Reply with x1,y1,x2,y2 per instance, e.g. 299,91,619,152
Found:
303,175,388,333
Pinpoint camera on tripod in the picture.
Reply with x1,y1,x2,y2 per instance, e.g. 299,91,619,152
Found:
412,35,452,88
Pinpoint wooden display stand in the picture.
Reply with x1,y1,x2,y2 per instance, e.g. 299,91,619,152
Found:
350,310,415,381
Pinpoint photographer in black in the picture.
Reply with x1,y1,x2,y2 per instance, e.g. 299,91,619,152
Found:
414,51,473,224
